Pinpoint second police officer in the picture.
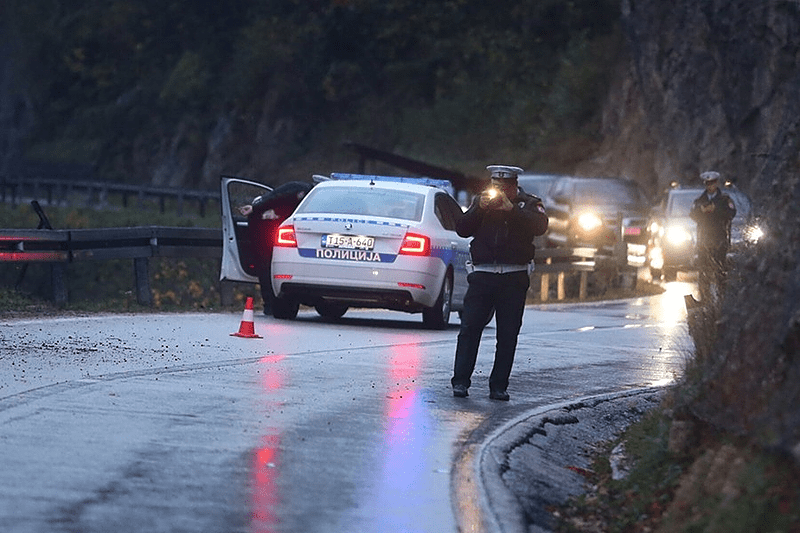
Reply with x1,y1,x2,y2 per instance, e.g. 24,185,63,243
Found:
452,165,549,401
689,170,736,302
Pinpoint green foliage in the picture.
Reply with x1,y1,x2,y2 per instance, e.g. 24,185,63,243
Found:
0,200,219,230
4,0,621,172
159,51,210,105
556,409,800,532
0,201,228,312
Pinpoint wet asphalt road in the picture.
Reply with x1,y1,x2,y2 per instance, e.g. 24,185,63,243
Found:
0,281,694,533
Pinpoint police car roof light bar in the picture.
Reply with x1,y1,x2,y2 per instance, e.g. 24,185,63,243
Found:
329,173,454,192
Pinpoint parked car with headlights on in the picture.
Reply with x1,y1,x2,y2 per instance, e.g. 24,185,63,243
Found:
516,173,563,203
543,176,651,264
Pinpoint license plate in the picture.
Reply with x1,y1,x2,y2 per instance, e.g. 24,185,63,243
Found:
624,227,642,236
322,234,375,250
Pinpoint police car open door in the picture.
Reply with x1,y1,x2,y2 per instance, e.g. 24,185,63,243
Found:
219,175,272,283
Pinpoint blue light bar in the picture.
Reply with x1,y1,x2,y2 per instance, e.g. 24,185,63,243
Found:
329,173,454,194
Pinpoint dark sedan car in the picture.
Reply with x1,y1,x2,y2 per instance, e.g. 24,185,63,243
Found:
516,173,563,202
544,176,651,264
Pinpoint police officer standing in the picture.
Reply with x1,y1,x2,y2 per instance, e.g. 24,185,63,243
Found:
451,165,549,400
689,171,736,302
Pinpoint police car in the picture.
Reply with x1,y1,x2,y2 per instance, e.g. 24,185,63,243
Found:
220,173,470,328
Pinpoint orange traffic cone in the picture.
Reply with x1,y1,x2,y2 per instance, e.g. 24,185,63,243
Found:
231,297,262,338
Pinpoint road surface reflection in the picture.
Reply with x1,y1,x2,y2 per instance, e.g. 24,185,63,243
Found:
371,341,439,529
251,355,286,533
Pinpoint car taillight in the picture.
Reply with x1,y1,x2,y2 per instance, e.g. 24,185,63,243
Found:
399,232,430,256
275,225,297,247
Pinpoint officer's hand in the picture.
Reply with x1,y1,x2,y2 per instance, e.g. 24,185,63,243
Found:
480,189,499,209
496,192,513,211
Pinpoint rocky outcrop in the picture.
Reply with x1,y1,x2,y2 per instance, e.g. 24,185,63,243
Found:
597,0,800,454
579,0,800,195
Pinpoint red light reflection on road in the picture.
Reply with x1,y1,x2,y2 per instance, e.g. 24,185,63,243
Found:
250,355,285,533
251,434,280,532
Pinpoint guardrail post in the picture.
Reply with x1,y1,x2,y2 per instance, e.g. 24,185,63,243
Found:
579,271,588,300
557,272,566,300
134,257,153,306
540,258,550,302
51,263,68,307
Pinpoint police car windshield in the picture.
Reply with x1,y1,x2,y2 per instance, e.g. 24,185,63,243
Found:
296,187,426,221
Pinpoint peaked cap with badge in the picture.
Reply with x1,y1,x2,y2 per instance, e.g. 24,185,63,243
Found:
486,165,523,179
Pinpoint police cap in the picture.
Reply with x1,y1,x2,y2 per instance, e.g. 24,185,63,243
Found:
486,165,523,179
700,171,720,183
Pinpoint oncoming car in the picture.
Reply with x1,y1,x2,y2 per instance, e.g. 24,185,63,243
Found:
220,173,470,329
543,176,650,264
646,183,761,280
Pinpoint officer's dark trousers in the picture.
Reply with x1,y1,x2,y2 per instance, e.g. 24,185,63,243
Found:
697,245,728,302
452,270,530,392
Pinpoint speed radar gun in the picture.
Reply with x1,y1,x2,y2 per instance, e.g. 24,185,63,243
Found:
231,297,263,338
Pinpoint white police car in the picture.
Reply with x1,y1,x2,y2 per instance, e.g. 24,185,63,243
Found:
220,173,470,328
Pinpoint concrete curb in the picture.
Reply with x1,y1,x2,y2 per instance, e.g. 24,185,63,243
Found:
476,387,668,533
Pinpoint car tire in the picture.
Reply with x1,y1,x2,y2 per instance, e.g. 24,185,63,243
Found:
422,273,452,330
315,302,348,319
258,274,274,315
272,296,299,320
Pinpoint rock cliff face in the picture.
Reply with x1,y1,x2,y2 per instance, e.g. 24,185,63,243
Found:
597,0,800,451
579,0,799,197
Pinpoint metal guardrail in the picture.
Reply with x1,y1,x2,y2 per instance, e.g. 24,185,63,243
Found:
534,247,598,301
2,224,620,306
1,226,222,307
1,176,220,217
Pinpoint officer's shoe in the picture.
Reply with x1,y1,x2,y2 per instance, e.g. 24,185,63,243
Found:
489,389,510,401
453,384,469,398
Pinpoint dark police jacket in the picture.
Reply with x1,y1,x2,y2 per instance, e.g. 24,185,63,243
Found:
689,190,736,249
457,188,549,265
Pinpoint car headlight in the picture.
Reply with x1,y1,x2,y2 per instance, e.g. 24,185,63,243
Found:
648,246,664,270
665,225,692,246
649,221,661,235
577,212,603,232
744,224,764,243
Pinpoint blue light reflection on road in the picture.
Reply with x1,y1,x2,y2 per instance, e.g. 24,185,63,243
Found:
372,341,438,530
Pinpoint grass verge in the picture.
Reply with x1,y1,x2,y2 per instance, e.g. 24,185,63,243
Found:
553,394,800,532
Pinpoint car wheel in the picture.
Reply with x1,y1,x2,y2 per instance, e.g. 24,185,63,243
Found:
258,275,274,315
422,273,452,330
272,296,299,320
315,302,348,319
